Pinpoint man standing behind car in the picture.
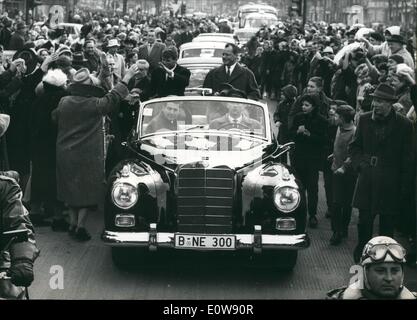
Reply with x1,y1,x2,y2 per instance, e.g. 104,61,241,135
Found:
150,48,190,98
203,43,260,101
0,114,39,299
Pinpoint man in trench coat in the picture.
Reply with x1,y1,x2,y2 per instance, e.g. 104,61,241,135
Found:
349,83,415,263
203,43,260,101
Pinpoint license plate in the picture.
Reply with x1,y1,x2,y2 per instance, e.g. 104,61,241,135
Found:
174,234,236,250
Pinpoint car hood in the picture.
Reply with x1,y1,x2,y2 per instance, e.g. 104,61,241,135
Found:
134,136,272,172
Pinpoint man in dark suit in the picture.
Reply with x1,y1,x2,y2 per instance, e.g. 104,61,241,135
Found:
145,102,180,134
137,30,166,72
209,102,262,131
203,43,260,100
150,48,190,98
9,22,27,51
349,83,415,263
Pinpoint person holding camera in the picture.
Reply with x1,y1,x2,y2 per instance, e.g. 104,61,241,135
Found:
0,115,39,299
332,46,367,107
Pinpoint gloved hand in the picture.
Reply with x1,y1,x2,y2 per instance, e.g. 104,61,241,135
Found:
0,170,20,183
8,258,34,287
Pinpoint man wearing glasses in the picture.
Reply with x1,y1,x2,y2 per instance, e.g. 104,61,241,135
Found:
327,236,416,299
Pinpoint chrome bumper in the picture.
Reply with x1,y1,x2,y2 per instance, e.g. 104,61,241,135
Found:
102,224,310,253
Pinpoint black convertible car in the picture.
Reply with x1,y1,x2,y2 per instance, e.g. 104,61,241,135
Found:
102,94,309,270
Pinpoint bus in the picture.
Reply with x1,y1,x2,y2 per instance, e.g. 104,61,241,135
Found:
237,2,278,28
243,12,278,29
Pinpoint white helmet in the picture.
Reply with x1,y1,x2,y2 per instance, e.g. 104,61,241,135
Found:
360,236,406,266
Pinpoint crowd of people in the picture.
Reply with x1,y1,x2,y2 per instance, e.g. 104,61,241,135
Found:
0,8,416,299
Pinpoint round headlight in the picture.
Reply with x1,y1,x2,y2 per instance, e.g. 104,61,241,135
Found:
273,186,300,213
111,183,138,209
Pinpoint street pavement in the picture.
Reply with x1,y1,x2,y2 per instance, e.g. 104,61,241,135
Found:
28,98,417,299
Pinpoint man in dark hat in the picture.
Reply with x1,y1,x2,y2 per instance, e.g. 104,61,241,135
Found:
386,33,415,69
349,83,415,263
72,51,88,70
0,17,13,49
9,22,27,51
361,27,414,69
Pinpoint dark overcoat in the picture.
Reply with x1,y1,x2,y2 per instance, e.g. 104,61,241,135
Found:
53,82,128,207
203,63,260,100
30,82,67,202
289,111,328,168
137,42,166,72
349,110,415,214
150,64,190,97
6,68,44,176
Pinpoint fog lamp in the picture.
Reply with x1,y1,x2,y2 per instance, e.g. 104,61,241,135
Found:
275,218,296,231
115,214,135,227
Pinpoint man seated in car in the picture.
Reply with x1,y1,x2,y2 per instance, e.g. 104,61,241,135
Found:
209,102,262,131
145,102,181,134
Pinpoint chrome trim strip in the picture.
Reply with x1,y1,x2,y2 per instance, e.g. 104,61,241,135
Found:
102,230,310,251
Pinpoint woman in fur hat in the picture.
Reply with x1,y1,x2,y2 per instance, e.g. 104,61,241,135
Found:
30,69,68,229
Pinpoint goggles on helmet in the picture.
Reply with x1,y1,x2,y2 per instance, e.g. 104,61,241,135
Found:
362,243,406,264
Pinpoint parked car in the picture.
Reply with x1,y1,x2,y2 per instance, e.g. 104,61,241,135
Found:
193,33,237,44
243,12,278,29
233,28,259,48
102,94,309,270
177,42,225,88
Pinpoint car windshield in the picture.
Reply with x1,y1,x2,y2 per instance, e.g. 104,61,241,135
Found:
235,31,256,41
140,100,266,144
244,17,277,28
182,48,224,59
194,35,233,42
188,68,212,87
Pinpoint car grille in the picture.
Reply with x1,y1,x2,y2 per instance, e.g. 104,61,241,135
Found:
177,167,234,233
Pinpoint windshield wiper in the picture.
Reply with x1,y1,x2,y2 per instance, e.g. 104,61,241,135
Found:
186,125,206,131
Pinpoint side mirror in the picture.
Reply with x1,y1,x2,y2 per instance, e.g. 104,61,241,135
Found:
272,142,294,159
